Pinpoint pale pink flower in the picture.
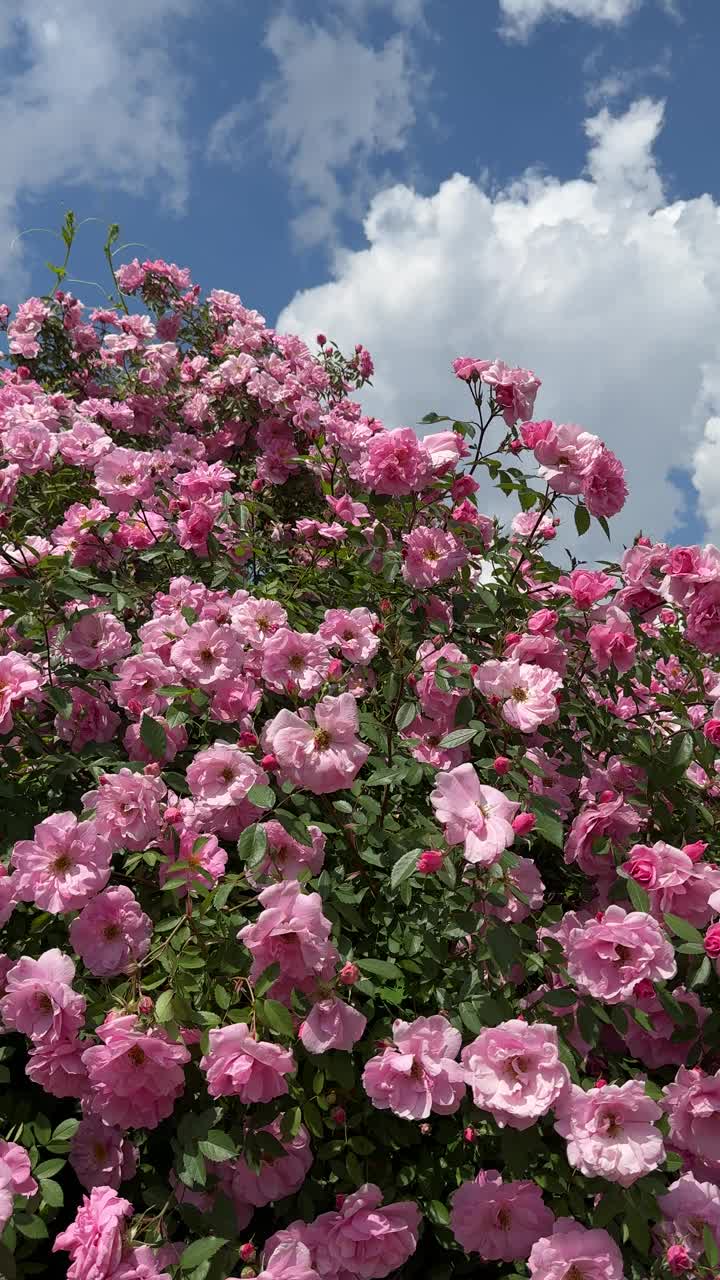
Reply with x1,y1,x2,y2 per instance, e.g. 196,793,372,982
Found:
462,1020,569,1130
451,1170,555,1262
2,422,58,473
474,658,561,732
94,446,156,510
52,1185,132,1279
0,1140,37,1199
318,608,380,665
658,1174,720,1262
231,595,288,644
557,568,616,608
82,769,166,851
300,998,367,1054
534,422,603,494
402,527,468,588
11,812,112,913
623,986,707,1070
26,1034,90,1099
430,763,519,866
247,820,326,885
0,867,17,928
311,1184,421,1279
564,905,676,1003
0,949,85,1043
564,796,641,880
528,1218,625,1280
363,1015,465,1119
58,419,113,466
262,693,369,794
69,1116,138,1191
486,855,545,924
170,618,244,689
201,1022,296,1101
663,1067,720,1167
62,610,132,670
186,742,268,808
55,688,121,751
256,1241,320,1280
686,581,720,656
113,654,171,715
261,628,331,697
554,1080,664,1185
239,881,338,1001
69,886,152,977
423,429,468,471
82,1013,190,1131
0,652,44,732
214,1119,313,1218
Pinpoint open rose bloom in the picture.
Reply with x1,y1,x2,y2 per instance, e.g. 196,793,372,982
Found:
1,240,718,1278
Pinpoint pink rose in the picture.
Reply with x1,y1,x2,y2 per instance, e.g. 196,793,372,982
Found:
451,1169,555,1262
53,1185,132,1280
430,763,519,866
82,1013,190,1131
528,1218,624,1280
564,905,676,1003
0,949,85,1044
554,1080,664,1185
201,1022,296,1101
462,1020,569,1130
363,1014,465,1120
299,998,367,1054
262,693,369,795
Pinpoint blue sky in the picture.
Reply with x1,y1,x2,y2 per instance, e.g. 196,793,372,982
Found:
3,0,720,551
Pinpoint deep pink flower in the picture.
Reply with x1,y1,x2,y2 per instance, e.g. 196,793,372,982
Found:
82,1014,190,1130
416,849,444,874
69,886,152,977
402,527,467,588
12,812,112,913
588,606,637,674
201,1022,296,1101
214,1119,313,1221
363,1015,465,1119
462,1020,569,1130
52,1185,132,1280
262,693,369,794
451,1170,555,1261
363,427,433,495
581,448,627,517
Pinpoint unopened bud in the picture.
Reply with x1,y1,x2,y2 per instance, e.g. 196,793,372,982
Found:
338,962,360,986
239,1244,256,1263
138,996,154,1016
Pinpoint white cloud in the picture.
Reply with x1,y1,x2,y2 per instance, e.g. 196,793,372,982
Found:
278,97,720,550
208,12,422,246
584,50,672,109
498,0,643,40
0,0,195,293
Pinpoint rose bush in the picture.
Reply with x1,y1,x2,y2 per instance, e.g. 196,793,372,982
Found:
1,215,720,1279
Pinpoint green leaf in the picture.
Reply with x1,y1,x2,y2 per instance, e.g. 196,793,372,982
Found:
704,1224,720,1268
390,848,420,890
15,1214,48,1240
199,1131,237,1162
664,913,705,945
427,1200,450,1226
262,999,295,1037
533,810,563,849
625,877,650,912
303,1101,324,1138
438,727,477,748
395,702,417,731
665,730,694,775
140,714,167,758
51,1118,79,1142
238,822,268,867
155,990,175,1023
574,504,591,536
357,958,405,981
180,1237,228,1269
247,783,276,809
45,685,73,718
541,988,578,1009
39,1177,63,1206
254,963,280,998
691,955,713,989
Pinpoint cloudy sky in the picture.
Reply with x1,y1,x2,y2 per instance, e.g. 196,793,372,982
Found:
4,0,720,552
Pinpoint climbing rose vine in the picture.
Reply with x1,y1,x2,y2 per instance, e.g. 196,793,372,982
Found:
1,217,720,1280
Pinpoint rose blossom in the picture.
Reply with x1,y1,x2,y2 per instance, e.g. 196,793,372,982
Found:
299,998,367,1054
430,763,518,866
451,1169,555,1261
82,1013,190,1130
238,880,339,1001
0,949,85,1043
186,742,268,808
69,1116,138,1191
474,658,562,732
554,1080,664,1185
201,1022,296,1101
0,1139,38,1232
82,769,166,851
563,906,676,1004
402,527,467,588
528,1218,625,1280
658,1173,720,1262
462,1020,569,1130
262,693,369,795
304,1183,421,1279
69,886,152,977
52,1185,132,1280
11,812,113,913
663,1067,720,1167
261,627,331,697
363,1015,465,1119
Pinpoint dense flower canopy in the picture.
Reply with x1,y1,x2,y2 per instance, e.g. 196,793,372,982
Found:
1,216,720,1279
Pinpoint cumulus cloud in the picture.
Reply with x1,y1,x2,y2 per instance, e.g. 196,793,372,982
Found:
278,96,720,551
0,0,195,294
207,12,423,246
498,0,643,39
